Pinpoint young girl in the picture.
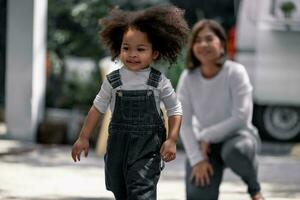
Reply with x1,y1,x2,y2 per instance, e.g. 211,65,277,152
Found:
177,19,265,200
71,5,188,200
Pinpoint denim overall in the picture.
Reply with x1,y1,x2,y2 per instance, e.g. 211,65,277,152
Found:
104,68,166,200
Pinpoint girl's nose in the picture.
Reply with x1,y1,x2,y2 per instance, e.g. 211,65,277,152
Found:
129,51,137,58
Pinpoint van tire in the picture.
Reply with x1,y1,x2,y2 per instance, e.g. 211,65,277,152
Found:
253,105,300,141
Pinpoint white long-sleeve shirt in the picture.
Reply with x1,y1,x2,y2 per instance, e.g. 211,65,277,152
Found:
93,66,182,117
177,60,259,166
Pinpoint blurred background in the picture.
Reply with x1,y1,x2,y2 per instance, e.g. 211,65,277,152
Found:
1,0,300,146
0,0,300,200
0,0,239,147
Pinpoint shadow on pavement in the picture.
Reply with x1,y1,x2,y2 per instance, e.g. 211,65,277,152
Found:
0,145,104,168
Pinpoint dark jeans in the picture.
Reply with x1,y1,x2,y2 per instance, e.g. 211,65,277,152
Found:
186,135,261,200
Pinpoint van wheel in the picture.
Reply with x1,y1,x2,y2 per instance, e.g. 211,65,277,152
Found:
254,105,300,141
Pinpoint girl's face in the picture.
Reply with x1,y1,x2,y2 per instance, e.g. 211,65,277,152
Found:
120,27,159,71
192,26,224,65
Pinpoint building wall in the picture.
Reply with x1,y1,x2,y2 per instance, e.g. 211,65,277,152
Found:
5,0,48,141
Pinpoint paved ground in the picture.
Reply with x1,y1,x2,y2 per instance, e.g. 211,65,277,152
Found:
0,139,300,200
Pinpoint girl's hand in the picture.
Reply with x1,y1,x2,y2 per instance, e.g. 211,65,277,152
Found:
160,139,177,162
199,141,210,160
190,160,214,187
71,136,89,162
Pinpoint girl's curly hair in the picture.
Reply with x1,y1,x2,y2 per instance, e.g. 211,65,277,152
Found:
99,5,189,65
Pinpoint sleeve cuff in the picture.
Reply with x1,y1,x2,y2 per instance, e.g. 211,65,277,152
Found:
93,102,107,114
189,154,205,166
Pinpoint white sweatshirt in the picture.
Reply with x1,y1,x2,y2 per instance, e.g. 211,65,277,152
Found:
93,66,182,117
177,60,259,166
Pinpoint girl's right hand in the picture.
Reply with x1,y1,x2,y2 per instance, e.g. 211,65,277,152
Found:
71,136,89,162
190,160,214,187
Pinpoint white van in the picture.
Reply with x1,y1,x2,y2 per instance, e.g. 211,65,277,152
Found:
235,0,300,141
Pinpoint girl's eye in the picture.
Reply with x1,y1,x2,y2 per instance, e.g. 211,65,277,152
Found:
137,48,145,52
122,47,129,50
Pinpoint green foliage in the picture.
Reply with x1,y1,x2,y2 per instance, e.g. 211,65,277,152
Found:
47,0,170,60
47,0,113,59
62,69,101,109
47,0,114,110
46,60,101,110
166,50,186,89
280,1,297,18
112,0,170,10
47,0,171,110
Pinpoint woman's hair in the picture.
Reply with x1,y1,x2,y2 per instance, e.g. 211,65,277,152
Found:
186,19,227,70
99,5,189,65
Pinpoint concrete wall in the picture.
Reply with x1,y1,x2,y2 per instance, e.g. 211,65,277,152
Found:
5,0,48,141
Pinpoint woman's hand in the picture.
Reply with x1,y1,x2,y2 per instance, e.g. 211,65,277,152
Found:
190,160,214,187
199,141,210,160
160,138,177,162
71,136,89,162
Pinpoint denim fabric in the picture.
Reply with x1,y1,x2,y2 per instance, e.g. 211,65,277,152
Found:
185,135,261,200
105,87,166,200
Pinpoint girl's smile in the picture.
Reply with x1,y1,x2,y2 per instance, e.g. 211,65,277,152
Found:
120,27,159,71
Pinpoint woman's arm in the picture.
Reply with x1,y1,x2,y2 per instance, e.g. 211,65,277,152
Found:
176,71,205,166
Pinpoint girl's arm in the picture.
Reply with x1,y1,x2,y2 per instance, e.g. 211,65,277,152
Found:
159,75,183,162
72,76,112,162
167,115,181,142
79,105,103,139
71,105,103,162
160,115,181,162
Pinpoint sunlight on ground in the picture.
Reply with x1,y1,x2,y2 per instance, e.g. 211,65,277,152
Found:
0,122,7,135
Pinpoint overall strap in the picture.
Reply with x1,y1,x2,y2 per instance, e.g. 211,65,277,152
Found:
106,69,122,89
147,67,162,88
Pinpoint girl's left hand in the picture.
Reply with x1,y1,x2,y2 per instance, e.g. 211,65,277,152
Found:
160,139,177,162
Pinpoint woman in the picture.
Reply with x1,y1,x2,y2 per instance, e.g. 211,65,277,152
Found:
177,19,265,200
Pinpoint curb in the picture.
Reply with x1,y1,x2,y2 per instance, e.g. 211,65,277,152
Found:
291,144,300,156
260,142,300,156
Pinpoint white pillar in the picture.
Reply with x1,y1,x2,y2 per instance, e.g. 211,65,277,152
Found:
5,0,48,141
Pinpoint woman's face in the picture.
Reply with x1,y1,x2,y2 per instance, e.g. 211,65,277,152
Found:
192,26,224,65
